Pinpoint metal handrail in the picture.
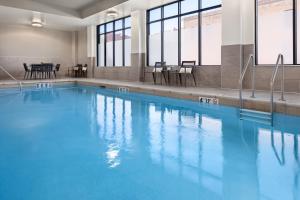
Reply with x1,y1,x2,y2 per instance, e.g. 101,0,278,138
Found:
239,54,255,109
270,54,285,123
0,65,23,91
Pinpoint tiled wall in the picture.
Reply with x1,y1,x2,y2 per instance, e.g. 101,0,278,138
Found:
92,53,146,82
241,44,300,93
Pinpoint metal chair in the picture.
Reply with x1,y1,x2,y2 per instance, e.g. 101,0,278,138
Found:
53,64,60,78
82,64,88,77
178,61,197,87
152,62,166,85
23,63,31,80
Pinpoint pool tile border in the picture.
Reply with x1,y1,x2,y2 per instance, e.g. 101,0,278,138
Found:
0,79,300,116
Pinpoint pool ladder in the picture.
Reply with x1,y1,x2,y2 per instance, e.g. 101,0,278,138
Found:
239,54,285,126
0,65,23,91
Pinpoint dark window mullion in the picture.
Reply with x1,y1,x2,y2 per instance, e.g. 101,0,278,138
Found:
104,24,107,67
255,0,258,65
123,19,125,66
96,26,99,67
161,7,164,64
113,22,115,67
198,0,202,65
178,1,181,65
146,11,150,66
294,0,297,64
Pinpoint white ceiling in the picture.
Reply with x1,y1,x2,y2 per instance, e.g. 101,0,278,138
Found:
0,0,176,31
0,6,90,31
32,0,98,11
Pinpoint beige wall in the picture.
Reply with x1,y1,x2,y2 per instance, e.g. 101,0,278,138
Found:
0,24,73,79
77,28,89,65
1,2,300,93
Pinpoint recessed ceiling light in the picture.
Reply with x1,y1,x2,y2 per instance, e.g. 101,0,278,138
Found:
31,12,44,28
106,10,118,18
32,21,43,27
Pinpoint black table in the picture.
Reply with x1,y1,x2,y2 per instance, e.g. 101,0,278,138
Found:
30,63,54,79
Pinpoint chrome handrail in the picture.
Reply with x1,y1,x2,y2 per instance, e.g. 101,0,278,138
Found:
270,54,285,124
0,65,23,91
239,54,255,109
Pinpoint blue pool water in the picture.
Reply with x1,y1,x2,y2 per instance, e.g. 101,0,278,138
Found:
0,85,299,200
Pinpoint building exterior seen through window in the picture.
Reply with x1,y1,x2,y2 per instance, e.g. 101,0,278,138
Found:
97,16,131,67
147,0,222,66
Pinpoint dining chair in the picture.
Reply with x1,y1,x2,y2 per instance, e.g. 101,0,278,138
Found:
152,62,166,85
23,63,31,80
82,64,88,78
177,61,197,87
73,65,80,77
53,64,60,78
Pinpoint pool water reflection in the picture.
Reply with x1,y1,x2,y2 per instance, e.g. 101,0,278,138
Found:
0,86,299,200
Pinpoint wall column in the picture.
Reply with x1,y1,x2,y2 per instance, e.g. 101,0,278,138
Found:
221,0,254,89
131,9,146,81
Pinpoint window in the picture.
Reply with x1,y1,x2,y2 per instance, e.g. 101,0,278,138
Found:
181,0,199,13
98,34,105,66
181,13,199,63
125,29,131,66
147,0,222,66
106,32,114,66
256,0,294,64
164,18,178,65
255,0,300,65
201,8,222,65
149,22,162,66
115,30,123,66
97,17,131,67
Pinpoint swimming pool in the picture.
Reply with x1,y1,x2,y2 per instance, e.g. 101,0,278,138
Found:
0,85,299,200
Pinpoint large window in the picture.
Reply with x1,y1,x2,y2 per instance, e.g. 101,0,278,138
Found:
256,0,300,65
256,0,294,64
97,17,131,67
147,0,222,66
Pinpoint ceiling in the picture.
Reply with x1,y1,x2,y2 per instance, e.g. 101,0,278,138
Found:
31,0,98,11
0,0,175,31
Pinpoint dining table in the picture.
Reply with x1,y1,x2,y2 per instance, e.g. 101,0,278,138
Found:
30,63,54,79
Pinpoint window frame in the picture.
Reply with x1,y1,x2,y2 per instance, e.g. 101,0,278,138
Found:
255,0,298,65
146,0,222,66
97,16,131,67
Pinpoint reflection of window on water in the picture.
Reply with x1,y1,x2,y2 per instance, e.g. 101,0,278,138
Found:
23,90,60,103
96,95,132,146
258,128,300,200
149,104,223,188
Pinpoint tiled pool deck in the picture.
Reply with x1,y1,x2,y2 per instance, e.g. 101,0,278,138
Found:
1,78,300,116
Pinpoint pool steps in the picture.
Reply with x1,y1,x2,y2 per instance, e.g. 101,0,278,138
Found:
240,108,272,125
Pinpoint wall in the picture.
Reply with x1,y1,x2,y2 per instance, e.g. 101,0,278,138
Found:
0,24,73,79
77,28,89,66
2,0,300,93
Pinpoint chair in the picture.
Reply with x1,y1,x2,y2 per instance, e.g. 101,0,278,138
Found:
53,64,60,78
73,64,82,77
152,62,166,85
82,64,88,77
23,63,31,80
177,61,197,87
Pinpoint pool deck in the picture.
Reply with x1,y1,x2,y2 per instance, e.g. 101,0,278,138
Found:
1,78,300,116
